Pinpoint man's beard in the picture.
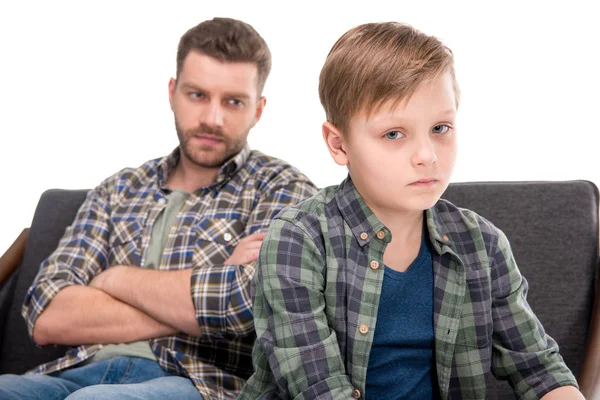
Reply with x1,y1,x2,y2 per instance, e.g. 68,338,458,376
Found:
176,121,247,169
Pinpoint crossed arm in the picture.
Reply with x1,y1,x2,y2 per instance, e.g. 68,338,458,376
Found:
32,232,265,346
25,171,315,348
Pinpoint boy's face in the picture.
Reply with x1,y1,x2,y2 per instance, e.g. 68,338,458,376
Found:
323,72,457,216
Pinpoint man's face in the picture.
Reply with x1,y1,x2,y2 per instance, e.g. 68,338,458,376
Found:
169,51,265,169
327,72,458,216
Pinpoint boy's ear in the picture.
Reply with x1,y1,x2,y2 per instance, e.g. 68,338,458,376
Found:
322,122,349,166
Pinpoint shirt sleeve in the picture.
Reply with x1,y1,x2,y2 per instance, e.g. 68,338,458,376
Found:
241,217,355,399
190,172,317,339
490,229,578,399
21,184,112,338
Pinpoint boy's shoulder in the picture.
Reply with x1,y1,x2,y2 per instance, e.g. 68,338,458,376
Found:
275,185,338,223
431,197,507,258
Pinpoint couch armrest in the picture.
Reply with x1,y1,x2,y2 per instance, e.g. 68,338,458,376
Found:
579,257,600,399
0,228,29,287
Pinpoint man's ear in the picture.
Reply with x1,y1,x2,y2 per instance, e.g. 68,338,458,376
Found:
251,96,267,128
168,78,177,111
322,122,349,166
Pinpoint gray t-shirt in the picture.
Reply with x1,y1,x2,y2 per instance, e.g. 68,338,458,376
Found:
89,189,190,364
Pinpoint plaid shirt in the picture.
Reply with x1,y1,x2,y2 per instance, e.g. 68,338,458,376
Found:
21,146,317,400
240,176,577,400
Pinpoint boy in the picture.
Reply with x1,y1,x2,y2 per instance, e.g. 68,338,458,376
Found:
239,22,582,399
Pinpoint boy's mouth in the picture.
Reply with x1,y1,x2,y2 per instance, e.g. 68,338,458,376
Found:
409,178,438,187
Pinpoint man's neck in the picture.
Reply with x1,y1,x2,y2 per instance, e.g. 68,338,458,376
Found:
166,157,220,193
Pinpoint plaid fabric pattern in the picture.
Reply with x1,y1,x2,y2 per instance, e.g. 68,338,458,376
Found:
240,176,577,400
21,146,317,400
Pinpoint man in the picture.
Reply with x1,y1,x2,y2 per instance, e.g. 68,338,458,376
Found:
0,17,316,400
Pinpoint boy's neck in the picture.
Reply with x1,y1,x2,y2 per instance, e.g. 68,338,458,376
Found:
362,197,424,245
369,204,424,272
378,208,424,245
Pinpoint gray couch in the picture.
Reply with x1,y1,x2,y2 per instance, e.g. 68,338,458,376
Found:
0,181,599,399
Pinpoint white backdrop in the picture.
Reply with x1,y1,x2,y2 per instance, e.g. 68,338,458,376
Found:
1,1,599,254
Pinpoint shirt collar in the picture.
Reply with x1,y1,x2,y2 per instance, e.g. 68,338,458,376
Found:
335,175,454,251
156,145,251,190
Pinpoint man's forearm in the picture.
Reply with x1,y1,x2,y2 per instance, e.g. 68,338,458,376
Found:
95,266,201,336
33,285,177,346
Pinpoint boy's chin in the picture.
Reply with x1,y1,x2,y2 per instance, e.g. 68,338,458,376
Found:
401,196,442,212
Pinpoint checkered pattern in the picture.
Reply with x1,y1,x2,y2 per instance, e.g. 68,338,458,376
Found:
240,176,577,400
21,146,317,400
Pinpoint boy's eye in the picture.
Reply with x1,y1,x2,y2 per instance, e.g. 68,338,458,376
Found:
385,131,403,140
432,125,450,134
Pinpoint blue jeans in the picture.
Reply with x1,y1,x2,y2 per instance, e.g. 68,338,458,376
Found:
0,356,203,399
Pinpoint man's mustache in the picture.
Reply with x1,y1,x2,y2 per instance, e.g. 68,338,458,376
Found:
186,123,224,137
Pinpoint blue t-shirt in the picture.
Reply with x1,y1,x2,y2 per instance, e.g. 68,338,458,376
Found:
365,229,435,399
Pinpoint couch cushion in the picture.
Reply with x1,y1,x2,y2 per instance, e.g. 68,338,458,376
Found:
442,180,599,398
0,189,89,374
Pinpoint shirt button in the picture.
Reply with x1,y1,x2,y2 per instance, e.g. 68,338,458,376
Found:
359,232,368,240
76,351,85,359
369,260,379,270
359,324,369,334
376,230,385,240
223,233,232,242
353,388,361,398
157,198,166,205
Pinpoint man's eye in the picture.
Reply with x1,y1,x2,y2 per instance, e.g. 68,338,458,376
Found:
190,92,204,99
229,99,243,106
385,131,403,140
432,125,450,134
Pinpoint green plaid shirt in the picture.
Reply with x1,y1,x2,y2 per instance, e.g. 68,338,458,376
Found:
21,146,317,400
240,176,577,400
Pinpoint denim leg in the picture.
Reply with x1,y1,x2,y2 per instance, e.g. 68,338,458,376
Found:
0,373,82,400
0,357,202,400
56,357,171,386
65,376,203,400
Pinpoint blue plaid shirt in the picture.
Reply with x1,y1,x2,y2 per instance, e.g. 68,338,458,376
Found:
22,146,318,400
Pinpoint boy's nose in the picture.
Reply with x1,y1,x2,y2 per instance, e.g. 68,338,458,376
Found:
412,138,438,166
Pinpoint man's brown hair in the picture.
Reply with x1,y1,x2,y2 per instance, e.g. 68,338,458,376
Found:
319,22,460,134
177,17,272,94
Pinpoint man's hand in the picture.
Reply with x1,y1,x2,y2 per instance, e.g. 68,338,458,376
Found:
224,232,267,265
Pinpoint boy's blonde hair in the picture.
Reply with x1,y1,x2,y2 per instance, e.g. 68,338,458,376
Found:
319,22,460,134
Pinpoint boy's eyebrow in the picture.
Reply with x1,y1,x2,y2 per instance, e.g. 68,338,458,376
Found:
439,108,457,116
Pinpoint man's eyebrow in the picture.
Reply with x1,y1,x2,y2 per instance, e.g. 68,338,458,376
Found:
224,92,251,100
179,82,202,91
178,83,251,100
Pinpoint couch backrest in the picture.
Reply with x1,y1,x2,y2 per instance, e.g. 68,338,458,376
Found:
442,180,599,398
0,189,89,374
0,182,597,399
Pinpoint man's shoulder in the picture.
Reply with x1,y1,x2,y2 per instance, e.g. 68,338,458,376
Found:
98,156,163,194
243,150,314,186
